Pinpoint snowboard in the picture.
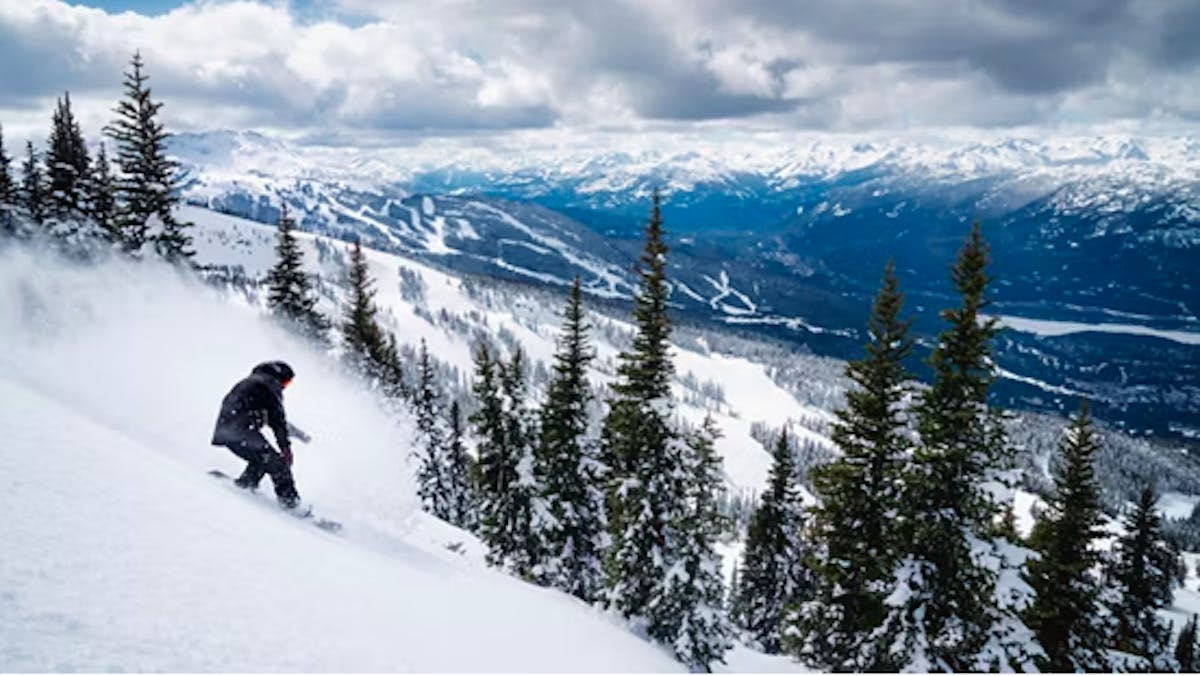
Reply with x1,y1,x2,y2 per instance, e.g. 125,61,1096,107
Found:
208,469,342,534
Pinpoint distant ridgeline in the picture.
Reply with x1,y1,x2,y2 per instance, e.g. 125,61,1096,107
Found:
172,131,1200,449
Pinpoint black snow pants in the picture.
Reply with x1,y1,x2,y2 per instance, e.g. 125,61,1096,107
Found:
224,432,300,506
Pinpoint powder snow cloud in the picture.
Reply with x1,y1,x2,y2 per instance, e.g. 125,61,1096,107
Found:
0,0,1197,144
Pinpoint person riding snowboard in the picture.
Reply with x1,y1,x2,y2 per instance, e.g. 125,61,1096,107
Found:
211,361,304,510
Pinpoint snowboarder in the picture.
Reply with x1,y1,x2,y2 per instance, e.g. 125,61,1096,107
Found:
211,361,303,510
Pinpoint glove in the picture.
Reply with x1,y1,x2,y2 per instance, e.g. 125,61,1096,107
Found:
280,446,293,468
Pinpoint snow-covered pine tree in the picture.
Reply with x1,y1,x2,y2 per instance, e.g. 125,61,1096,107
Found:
86,143,118,240
45,92,90,220
601,191,718,670
530,276,606,603
1023,400,1108,672
655,416,733,672
728,565,745,629
266,204,329,343
473,345,536,575
0,124,13,207
602,190,679,622
414,339,452,521
340,240,386,378
500,349,539,574
1104,485,1178,671
1176,614,1198,672
444,400,477,531
374,333,408,404
736,429,809,655
0,125,15,234
471,345,505,487
103,51,192,261
20,141,46,226
796,260,912,670
879,223,1037,672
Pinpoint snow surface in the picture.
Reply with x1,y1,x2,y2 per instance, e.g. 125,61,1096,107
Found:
0,222,813,671
0,245,688,672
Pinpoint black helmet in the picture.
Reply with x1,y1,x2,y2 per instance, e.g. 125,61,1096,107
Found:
252,360,295,385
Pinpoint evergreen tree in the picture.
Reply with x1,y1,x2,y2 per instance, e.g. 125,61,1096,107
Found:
728,565,745,629
46,92,90,219
377,333,410,403
530,276,606,603
601,191,728,669
473,345,536,575
20,141,46,226
879,223,1035,672
1105,485,1178,670
266,204,329,342
0,124,15,206
340,240,386,376
0,125,15,234
655,417,733,671
104,51,192,260
413,339,452,521
736,429,809,655
796,260,912,670
602,189,678,623
471,344,506,478
1023,400,1108,672
500,349,539,573
86,143,118,239
1175,614,1198,673
444,400,477,531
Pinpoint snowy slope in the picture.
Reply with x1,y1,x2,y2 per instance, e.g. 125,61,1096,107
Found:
0,223,808,671
185,204,833,498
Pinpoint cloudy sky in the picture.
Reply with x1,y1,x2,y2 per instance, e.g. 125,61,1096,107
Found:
1,0,1198,146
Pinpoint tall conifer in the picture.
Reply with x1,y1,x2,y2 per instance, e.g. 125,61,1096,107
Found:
0,125,15,234
0,124,16,206
340,240,386,375
86,143,118,239
104,51,192,260
796,260,912,670
658,417,733,671
1105,485,1178,670
20,141,46,226
736,430,809,654
879,223,1035,672
46,92,90,219
266,204,329,342
414,339,452,521
601,191,728,669
473,345,536,575
444,400,477,531
531,277,606,602
1023,401,1108,672
1176,614,1198,672
603,189,678,618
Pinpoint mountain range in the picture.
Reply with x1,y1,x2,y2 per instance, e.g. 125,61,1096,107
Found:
171,130,1200,447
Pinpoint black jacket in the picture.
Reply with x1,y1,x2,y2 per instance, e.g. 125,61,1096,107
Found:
211,364,291,450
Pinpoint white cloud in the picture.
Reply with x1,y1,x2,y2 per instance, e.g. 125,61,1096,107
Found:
0,0,1196,146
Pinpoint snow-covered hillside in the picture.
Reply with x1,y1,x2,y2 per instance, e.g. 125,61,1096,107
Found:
185,204,834,497
0,214,810,671
0,244,689,671
4,204,1200,670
